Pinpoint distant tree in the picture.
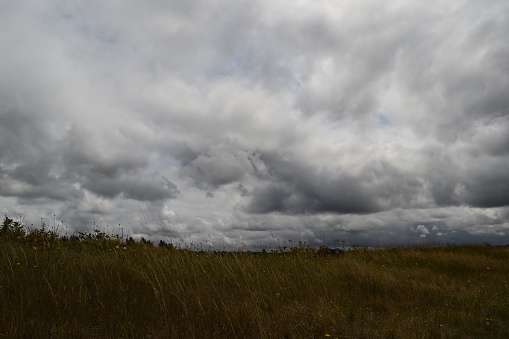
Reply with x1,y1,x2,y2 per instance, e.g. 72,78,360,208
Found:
140,237,153,247
158,240,174,249
1,216,25,239
315,246,345,257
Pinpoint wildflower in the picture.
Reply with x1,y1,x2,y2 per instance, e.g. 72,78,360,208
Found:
16,262,20,266
325,335,331,337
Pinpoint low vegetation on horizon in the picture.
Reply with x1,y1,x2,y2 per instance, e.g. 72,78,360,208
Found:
0,216,508,338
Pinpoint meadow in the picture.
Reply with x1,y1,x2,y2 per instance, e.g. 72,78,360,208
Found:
0,217,508,338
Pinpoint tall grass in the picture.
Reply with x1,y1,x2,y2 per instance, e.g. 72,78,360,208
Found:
0,218,508,338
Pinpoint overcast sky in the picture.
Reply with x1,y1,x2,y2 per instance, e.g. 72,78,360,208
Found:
1,1,508,248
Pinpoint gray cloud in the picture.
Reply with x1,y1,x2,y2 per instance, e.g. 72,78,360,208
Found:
179,143,252,189
462,157,509,208
60,126,179,201
246,151,379,214
79,175,179,202
0,110,81,202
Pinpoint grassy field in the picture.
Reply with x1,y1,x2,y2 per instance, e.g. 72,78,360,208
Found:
0,218,508,338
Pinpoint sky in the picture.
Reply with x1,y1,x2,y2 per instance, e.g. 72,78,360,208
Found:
1,0,509,249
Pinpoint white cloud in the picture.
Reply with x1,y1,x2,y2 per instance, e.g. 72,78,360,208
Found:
416,225,430,235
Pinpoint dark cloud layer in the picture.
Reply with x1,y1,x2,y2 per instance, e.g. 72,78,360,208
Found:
1,1,508,247
246,152,379,214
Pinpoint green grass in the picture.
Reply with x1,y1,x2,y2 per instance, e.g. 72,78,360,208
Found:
0,218,508,338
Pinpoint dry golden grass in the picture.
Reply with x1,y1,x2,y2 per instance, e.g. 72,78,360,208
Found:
0,236,508,338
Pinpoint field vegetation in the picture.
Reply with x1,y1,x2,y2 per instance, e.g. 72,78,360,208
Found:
0,216,508,338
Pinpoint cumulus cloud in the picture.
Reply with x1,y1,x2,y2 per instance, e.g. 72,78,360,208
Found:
1,0,509,247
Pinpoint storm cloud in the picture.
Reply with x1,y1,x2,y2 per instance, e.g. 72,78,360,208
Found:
1,0,508,247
